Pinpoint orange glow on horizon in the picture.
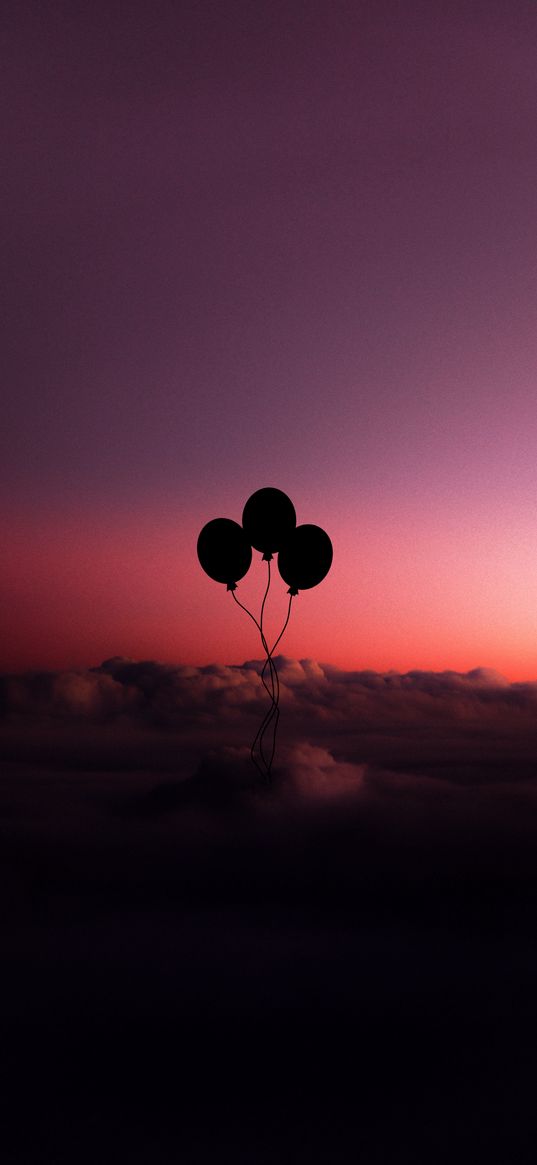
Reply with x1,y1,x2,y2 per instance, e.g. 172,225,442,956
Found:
2,500,537,682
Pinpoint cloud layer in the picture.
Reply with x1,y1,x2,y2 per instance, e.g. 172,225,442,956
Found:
3,655,537,788
3,654,537,1165
4,655,537,925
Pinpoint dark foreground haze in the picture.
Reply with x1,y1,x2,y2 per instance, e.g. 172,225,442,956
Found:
2,658,537,1162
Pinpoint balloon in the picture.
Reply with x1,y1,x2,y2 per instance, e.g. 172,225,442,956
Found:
197,518,252,589
242,487,296,559
277,524,333,594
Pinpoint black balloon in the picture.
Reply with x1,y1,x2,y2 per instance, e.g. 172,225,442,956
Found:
197,518,252,589
277,524,333,594
242,487,296,559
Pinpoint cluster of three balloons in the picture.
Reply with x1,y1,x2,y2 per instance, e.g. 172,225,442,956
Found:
197,487,333,593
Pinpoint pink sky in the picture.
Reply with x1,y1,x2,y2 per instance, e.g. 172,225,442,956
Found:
3,2,537,677
3,484,537,679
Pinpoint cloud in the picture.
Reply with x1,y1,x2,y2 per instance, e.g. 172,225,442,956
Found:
4,652,537,895
3,654,537,1073
3,655,537,790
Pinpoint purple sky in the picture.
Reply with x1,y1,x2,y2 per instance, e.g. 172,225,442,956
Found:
4,1,537,673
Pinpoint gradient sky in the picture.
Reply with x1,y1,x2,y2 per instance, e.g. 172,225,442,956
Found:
4,0,537,676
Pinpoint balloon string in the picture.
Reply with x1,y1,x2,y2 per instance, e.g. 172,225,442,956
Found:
267,592,294,657
245,562,277,777
257,559,276,773
254,585,294,780
254,586,294,780
230,580,294,782
230,588,277,781
257,559,281,777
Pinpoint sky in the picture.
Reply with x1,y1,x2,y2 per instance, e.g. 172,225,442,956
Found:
4,9,537,1154
4,0,537,676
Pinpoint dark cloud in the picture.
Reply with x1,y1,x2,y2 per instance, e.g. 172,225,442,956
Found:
3,655,537,788
3,654,537,906
3,657,537,1163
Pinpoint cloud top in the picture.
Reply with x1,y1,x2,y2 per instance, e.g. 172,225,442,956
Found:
3,656,537,797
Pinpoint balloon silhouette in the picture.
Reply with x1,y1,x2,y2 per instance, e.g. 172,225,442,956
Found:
277,524,333,594
197,491,333,783
242,487,296,559
197,518,252,589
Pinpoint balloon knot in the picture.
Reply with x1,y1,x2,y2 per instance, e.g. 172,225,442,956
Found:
262,552,273,561
288,587,298,596
226,582,237,591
